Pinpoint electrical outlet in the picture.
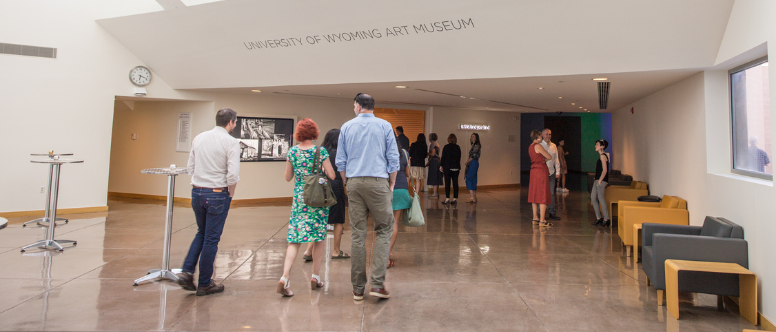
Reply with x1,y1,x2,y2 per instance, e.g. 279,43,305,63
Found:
40,187,45,193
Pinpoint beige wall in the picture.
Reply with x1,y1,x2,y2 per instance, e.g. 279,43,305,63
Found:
431,107,522,188
108,98,521,200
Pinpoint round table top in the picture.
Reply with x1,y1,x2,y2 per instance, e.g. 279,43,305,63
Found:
31,153,73,157
141,167,189,175
30,159,84,164
0,217,7,230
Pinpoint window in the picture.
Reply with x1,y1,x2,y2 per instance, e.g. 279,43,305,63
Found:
730,56,771,179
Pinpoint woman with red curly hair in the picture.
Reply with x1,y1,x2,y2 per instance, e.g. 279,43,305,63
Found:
277,118,336,297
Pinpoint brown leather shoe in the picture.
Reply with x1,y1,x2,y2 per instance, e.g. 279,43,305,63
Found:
196,281,225,296
176,271,196,291
353,291,364,301
368,287,390,299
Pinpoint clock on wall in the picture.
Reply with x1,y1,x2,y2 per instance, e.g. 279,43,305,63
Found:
129,66,152,86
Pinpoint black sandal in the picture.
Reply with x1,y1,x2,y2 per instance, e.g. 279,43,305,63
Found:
539,221,553,227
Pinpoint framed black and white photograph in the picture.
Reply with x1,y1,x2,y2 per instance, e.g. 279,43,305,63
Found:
231,116,294,162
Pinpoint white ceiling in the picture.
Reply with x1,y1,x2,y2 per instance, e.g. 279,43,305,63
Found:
97,0,735,112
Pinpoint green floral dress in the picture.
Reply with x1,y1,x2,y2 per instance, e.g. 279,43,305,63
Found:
287,145,330,243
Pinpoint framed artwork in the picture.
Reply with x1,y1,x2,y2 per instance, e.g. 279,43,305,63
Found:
230,116,294,162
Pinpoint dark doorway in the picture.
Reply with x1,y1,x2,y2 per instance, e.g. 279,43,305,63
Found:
544,116,582,172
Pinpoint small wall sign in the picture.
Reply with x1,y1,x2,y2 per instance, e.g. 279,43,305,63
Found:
459,124,490,130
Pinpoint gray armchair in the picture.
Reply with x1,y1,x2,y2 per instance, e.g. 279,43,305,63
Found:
641,216,748,304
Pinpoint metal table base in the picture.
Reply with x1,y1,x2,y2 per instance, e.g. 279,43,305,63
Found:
133,167,187,286
22,156,82,252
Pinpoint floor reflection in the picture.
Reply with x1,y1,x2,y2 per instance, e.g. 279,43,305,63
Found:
0,175,762,331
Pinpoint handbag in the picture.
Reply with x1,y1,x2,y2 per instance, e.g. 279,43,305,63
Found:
402,150,425,227
303,147,337,207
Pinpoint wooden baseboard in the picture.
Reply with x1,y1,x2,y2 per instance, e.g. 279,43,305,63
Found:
109,192,192,203
0,206,109,218
761,311,775,330
108,191,293,206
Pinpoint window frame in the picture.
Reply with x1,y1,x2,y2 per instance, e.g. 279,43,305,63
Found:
729,55,771,180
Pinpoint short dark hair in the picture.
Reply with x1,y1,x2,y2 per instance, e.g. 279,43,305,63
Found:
530,130,543,140
447,133,457,144
416,133,426,143
216,108,237,127
354,93,375,110
429,133,438,141
396,126,404,133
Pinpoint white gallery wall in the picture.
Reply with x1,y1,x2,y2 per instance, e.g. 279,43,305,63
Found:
0,0,192,214
611,0,776,319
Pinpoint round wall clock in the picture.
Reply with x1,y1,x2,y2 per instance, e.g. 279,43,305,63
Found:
129,66,152,86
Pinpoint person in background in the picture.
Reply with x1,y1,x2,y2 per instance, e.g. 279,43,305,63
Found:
396,126,410,151
177,108,240,296
409,133,428,193
540,129,561,220
426,133,443,198
465,133,481,203
277,119,336,297
336,93,399,300
590,139,611,227
388,140,412,269
557,139,569,192
440,133,462,205
528,130,553,227
748,136,771,173
301,129,349,262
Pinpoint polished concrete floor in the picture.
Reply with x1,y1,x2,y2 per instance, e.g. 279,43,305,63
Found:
0,184,763,331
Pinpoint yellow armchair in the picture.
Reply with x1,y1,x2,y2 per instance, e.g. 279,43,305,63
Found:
605,181,649,220
618,195,689,256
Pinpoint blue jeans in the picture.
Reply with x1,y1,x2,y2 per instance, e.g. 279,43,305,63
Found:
465,159,479,190
548,173,556,214
182,188,231,287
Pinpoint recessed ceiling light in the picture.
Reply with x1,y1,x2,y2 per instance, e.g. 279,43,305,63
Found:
584,109,587,111
469,97,476,100
592,78,608,81
587,111,590,112
558,97,562,99
395,85,407,89
460,96,466,98
251,90,261,93
579,107,583,109
538,87,544,90
571,103,575,105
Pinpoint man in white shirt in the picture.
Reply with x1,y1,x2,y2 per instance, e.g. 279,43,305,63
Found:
177,108,241,296
541,128,561,220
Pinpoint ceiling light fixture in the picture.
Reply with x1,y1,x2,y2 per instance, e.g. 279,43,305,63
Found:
460,96,466,98
571,103,575,105
251,90,261,93
592,78,608,81
579,107,583,109
538,87,544,90
558,97,562,99
395,85,407,89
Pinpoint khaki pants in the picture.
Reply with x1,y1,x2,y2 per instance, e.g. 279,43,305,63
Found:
347,177,394,292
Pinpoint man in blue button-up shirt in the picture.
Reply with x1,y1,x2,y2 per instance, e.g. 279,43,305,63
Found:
337,93,399,300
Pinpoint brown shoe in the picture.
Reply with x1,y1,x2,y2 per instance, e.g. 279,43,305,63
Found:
196,281,225,296
353,291,364,301
369,287,390,299
176,271,196,291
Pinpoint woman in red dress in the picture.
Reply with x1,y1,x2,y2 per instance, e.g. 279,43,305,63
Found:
527,130,553,226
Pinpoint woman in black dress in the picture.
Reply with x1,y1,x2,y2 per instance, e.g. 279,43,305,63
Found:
302,129,350,261
409,133,428,192
426,133,443,197
440,134,462,205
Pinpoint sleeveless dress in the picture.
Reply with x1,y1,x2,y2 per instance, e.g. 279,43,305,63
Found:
527,143,551,205
286,145,330,243
427,143,443,186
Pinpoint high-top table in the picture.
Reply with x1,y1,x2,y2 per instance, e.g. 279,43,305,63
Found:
133,166,188,286
0,217,7,230
21,153,83,252
23,153,74,228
